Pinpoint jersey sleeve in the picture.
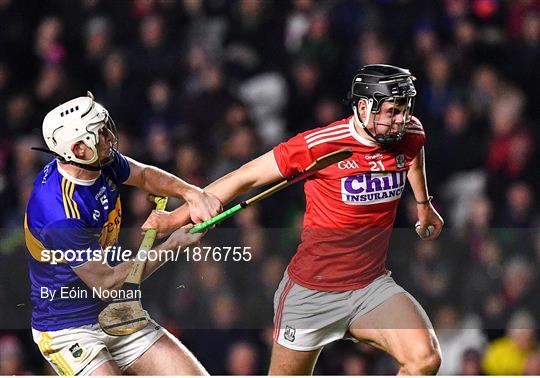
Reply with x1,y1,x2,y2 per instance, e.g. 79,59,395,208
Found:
108,150,131,183
272,132,315,177
40,218,102,268
405,116,426,154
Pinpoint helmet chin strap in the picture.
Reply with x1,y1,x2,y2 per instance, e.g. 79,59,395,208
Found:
352,103,401,148
66,149,116,172
353,101,384,143
31,147,112,172
352,99,373,131
65,160,102,172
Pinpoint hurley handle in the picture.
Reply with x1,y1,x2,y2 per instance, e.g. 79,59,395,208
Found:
124,195,168,285
189,203,244,234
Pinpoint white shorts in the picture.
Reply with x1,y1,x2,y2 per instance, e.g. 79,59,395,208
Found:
273,271,407,351
32,315,164,375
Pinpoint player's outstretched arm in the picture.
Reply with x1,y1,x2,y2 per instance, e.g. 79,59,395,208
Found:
143,151,282,233
407,147,444,240
72,226,203,298
124,157,222,223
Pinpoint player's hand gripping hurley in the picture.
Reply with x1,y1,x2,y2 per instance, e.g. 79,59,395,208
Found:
98,195,168,336
189,148,353,234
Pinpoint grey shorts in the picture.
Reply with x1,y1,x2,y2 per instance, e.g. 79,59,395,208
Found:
273,271,407,351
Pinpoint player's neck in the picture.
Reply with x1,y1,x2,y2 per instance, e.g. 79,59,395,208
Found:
58,161,101,181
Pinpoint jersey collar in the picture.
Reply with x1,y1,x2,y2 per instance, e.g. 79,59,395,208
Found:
348,116,377,147
57,161,98,186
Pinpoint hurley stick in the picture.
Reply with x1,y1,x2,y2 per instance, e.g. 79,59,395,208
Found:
98,195,168,336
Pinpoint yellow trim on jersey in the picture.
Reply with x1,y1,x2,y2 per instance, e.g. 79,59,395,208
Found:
61,178,80,219
24,214,47,261
66,180,78,219
68,180,80,218
38,332,74,376
61,178,72,218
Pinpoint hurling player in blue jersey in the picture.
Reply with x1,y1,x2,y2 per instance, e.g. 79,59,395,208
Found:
25,92,222,375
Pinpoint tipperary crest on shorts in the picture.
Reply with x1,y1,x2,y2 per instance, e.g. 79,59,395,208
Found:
395,154,405,169
69,343,83,359
284,325,296,342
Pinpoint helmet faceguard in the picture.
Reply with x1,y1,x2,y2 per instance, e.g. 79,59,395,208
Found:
349,64,416,147
42,91,118,170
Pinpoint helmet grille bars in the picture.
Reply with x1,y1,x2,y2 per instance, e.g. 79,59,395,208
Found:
349,64,417,147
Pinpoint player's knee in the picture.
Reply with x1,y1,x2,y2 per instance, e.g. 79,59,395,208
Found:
403,344,441,375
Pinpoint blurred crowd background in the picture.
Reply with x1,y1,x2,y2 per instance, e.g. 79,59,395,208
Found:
1,0,540,375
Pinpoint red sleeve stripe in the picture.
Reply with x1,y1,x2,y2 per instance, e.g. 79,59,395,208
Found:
307,133,351,149
305,128,350,144
304,123,348,140
273,278,295,341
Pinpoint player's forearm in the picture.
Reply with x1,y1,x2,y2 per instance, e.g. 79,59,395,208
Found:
102,250,172,292
204,150,282,204
140,165,201,201
165,168,254,227
407,147,430,202
140,239,177,280
205,168,258,204
105,260,136,292
76,259,135,296
167,153,277,226
93,255,166,293
88,233,194,295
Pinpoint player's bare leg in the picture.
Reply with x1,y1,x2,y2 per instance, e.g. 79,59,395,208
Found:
348,293,441,375
89,358,122,375
125,331,208,375
268,341,322,375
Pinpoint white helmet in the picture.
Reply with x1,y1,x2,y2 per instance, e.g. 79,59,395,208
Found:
42,91,116,166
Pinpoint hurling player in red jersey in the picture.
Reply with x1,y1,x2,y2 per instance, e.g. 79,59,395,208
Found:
145,64,444,375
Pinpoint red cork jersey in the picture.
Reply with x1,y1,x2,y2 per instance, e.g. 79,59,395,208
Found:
273,116,425,291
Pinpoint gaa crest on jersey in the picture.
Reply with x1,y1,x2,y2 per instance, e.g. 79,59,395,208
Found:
395,154,405,169
341,171,407,205
284,325,296,342
337,160,360,170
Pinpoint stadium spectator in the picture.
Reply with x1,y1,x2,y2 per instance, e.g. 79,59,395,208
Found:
434,304,487,374
1,1,539,374
225,341,260,375
0,334,33,375
482,309,537,375
459,349,483,375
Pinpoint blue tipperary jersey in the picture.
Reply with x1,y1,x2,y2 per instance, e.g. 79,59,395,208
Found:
24,151,131,331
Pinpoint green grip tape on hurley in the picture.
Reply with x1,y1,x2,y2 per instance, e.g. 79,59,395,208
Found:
189,203,244,234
